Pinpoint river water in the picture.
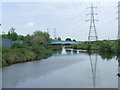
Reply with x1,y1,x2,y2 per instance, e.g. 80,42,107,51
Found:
2,48,119,88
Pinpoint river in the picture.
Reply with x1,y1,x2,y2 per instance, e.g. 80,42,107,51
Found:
2,48,119,88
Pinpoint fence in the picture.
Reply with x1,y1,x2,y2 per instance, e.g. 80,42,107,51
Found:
0,38,23,48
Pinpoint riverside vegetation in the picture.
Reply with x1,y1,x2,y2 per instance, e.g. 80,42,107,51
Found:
69,40,120,77
1,27,53,67
1,27,120,68
70,40,120,54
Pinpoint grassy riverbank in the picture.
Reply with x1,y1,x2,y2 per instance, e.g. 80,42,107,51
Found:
1,29,53,67
70,40,120,54
2,47,53,66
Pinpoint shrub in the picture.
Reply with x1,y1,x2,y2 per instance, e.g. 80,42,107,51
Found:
2,48,36,66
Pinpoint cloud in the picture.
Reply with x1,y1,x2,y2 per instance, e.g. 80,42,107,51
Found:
27,22,34,27
3,2,118,40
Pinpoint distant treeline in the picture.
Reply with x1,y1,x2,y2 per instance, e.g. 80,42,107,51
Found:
1,27,54,67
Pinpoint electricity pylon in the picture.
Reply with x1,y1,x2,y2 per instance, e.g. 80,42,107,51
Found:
47,28,49,34
89,54,98,88
54,28,56,39
118,1,120,39
86,4,98,41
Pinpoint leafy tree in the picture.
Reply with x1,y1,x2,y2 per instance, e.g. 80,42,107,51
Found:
57,37,61,41
65,38,71,41
10,27,15,33
99,41,112,52
4,27,18,40
2,34,8,39
33,31,51,43
54,37,62,41
18,35,25,40
31,36,47,46
73,39,76,41
24,34,33,45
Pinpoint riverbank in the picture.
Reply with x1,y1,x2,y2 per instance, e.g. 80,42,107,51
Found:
2,47,53,67
68,40,120,54
1,30,54,67
2,48,119,88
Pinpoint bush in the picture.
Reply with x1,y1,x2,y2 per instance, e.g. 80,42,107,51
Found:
71,44,78,49
31,45,52,59
2,48,36,66
12,43,27,48
70,40,119,53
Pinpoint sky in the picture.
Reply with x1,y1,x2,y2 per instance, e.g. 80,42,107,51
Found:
1,0,119,41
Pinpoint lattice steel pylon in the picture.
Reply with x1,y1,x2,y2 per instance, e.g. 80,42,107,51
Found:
89,54,98,88
86,4,98,41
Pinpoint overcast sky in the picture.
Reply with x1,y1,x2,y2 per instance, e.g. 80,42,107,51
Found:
1,1,119,41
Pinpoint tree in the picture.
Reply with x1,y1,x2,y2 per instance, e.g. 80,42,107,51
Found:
33,31,51,43
10,27,15,33
31,36,47,46
65,38,71,41
24,34,33,45
7,27,18,40
57,37,61,41
18,35,25,40
0,35,2,38
118,39,120,53
73,39,76,41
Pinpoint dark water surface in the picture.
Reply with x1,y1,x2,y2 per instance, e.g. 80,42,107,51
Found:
2,48,119,88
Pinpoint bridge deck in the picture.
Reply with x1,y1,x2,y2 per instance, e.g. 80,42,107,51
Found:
50,41,82,45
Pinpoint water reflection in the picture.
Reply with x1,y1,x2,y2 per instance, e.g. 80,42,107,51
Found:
65,48,118,88
99,52,116,60
79,51,116,60
79,51,118,88
117,55,120,89
65,48,78,54
52,48,62,55
88,53,98,88
65,49,72,54
2,53,81,88
2,48,118,88
73,49,77,54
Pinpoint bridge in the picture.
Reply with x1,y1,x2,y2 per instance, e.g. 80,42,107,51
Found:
49,41,82,45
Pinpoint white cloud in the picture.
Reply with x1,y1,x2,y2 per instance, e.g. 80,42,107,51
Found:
27,22,34,27
3,2,118,40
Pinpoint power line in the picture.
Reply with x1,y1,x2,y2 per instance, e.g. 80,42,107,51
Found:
72,2,82,17
72,2,87,20
64,2,87,30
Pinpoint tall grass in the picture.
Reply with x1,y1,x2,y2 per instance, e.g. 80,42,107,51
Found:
2,48,36,66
